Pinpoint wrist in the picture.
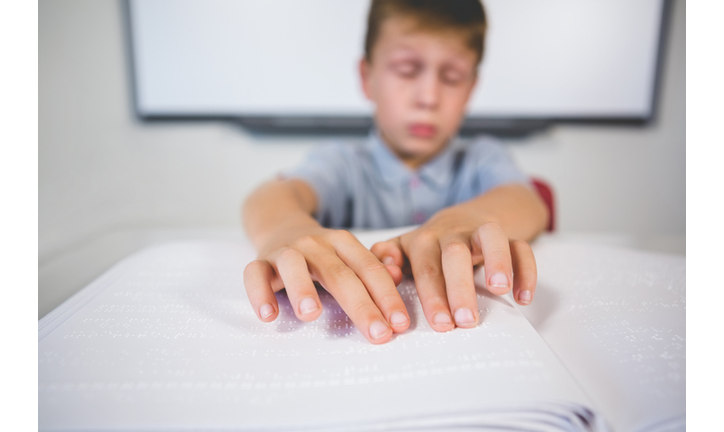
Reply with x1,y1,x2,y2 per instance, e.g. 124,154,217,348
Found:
428,202,498,229
249,211,320,251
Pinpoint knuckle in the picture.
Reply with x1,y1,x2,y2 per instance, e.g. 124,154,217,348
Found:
442,242,470,257
447,225,472,237
417,229,438,243
293,234,319,249
479,221,503,235
411,229,438,248
488,249,511,264
332,229,355,242
377,291,403,308
481,220,501,230
417,262,441,279
326,262,353,282
350,301,380,321
362,258,386,273
277,247,301,262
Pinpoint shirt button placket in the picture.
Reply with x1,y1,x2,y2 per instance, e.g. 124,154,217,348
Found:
409,175,426,224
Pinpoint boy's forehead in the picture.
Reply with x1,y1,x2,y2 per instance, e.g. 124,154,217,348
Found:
372,16,477,62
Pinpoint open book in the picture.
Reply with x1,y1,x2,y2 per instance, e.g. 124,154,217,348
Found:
38,229,685,431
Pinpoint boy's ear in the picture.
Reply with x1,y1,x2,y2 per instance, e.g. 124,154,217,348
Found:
358,58,373,101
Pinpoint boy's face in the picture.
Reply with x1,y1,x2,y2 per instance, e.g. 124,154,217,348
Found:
360,17,479,169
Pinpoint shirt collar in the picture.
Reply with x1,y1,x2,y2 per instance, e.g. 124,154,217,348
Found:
368,129,461,189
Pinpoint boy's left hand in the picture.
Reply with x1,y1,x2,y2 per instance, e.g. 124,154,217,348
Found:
370,210,537,332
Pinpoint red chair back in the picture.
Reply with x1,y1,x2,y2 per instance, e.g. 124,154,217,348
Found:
530,177,555,232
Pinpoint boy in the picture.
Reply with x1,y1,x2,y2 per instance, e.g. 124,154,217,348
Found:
242,0,548,345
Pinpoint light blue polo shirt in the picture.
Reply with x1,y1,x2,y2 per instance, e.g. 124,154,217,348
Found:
282,131,530,229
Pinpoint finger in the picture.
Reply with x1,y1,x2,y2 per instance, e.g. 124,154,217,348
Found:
370,238,404,268
510,240,537,305
332,232,410,333
243,260,279,322
304,241,393,344
439,236,478,328
274,248,323,322
370,238,405,286
404,231,455,332
473,222,513,296
384,264,404,287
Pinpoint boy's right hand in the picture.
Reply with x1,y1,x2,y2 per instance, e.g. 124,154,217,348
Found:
243,225,409,344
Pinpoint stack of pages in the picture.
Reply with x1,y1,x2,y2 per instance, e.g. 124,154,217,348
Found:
38,229,685,431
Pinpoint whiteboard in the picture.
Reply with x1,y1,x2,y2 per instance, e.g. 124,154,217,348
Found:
128,0,667,129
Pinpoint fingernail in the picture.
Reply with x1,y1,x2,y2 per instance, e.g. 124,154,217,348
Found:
259,303,274,319
454,308,475,326
299,297,318,315
390,311,408,327
383,256,395,265
433,312,452,325
518,290,532,304
490,272,509,288
369,320,390,340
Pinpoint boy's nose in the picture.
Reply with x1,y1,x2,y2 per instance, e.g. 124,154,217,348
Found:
414,71,441,110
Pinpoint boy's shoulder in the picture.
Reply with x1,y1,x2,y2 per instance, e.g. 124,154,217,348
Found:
449,134,511,161
290,140,365,173
308,139,373,159
458,134,506,150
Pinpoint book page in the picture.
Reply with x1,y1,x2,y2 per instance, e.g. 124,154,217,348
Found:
39,239,604,431
522,241,685,432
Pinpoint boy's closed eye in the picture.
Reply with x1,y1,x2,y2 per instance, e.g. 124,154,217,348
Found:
388,58,471,85
390,59,422,78
440,66,470,86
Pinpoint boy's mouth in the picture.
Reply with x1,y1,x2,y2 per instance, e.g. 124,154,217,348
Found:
408,123,437,138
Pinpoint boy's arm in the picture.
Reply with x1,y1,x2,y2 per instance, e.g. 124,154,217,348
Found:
449,183,549,241
243,179,319,248
242,179,410,344
370,183,548,330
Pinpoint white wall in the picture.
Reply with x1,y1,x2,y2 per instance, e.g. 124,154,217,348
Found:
39,0,685,266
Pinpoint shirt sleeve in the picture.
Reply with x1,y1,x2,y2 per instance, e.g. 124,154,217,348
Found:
468,136,531,194
279,143,353,228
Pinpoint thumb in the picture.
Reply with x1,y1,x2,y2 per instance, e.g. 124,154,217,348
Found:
370,237,405,286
